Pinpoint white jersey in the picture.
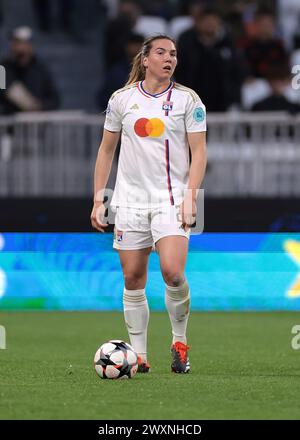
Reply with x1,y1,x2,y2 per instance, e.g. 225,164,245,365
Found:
104,81,206,208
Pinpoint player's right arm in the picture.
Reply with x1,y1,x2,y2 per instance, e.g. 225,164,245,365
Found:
91,129,120,232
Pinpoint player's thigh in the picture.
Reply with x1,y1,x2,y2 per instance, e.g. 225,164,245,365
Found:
155,236,189,284
151,205,189,279
118,247,152,288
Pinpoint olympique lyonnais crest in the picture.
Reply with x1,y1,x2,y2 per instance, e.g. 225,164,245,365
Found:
116,230,123,242
162,101,173,111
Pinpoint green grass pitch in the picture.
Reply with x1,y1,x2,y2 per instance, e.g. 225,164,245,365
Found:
0,311,300,419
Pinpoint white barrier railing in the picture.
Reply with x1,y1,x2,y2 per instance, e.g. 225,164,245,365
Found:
205,111,300,196
0,110,300,197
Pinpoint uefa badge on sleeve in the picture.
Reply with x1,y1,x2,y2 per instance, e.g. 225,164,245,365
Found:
193,107,205,122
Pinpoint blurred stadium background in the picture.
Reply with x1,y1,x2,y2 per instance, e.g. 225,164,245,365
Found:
0,0,300,311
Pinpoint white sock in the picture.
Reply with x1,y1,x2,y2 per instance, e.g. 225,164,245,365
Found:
165,280,190,345
123,288,149,362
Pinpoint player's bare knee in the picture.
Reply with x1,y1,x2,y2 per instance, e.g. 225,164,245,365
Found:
124,272,145,290
162,271,184,287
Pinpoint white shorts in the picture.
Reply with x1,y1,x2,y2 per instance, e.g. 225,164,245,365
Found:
113,205,190,251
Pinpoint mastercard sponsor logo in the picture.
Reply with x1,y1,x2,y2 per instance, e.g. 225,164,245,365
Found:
134,118,165,137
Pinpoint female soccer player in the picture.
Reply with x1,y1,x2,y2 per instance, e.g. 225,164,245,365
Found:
91,35,207,374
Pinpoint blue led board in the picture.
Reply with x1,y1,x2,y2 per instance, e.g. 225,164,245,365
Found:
0,233,300,310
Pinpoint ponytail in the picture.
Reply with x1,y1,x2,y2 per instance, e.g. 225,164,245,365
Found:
126,51,145,85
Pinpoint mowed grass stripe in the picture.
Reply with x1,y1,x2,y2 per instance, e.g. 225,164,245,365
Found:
0,312,300,419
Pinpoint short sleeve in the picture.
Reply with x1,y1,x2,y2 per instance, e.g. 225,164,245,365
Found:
185,94,206,133
103,94,122,132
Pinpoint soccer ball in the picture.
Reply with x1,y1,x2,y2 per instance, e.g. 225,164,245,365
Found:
94,340,138,380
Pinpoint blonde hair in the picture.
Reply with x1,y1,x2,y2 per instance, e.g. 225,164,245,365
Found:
125,34,177,86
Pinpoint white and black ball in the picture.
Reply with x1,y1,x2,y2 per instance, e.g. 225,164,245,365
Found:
94,340,138,380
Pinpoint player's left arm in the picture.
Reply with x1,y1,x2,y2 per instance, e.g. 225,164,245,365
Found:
181,131,207,229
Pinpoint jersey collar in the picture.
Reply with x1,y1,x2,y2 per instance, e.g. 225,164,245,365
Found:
138,81,174,98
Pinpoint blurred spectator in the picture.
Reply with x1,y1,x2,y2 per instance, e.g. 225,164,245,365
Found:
169,0,205,40
240,8,290,79
32,0,74,33
0,27,60,114
221,1,254,42
214,0,267,38
0,0,3,54
101,0,119,19
104,0,143,67
174,0,207,16
277,0,300,50
98,32,144,110
140,0,173,20
294,31,300,54
134,15,167,38
0,0,3,27
241,77,270,109
176,8,246,111
251,64,300,113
